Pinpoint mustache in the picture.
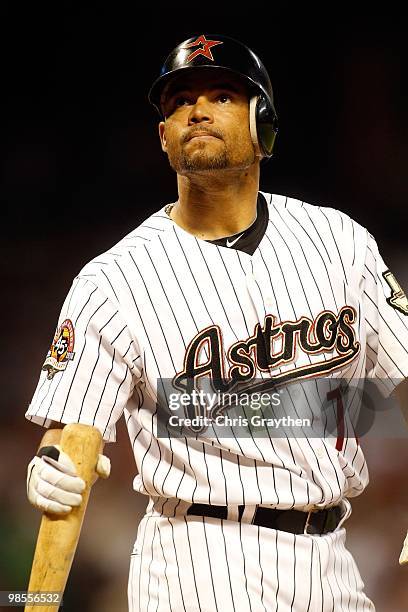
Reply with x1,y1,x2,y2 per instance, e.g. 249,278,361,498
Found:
183,127,223,143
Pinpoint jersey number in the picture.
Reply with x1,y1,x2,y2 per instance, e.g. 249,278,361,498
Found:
326,387,359,451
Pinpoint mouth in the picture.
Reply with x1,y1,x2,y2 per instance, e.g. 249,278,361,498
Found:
186,131,221,142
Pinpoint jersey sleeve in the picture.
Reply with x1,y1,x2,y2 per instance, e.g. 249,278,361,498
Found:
25,276,143,441
362,233,408,396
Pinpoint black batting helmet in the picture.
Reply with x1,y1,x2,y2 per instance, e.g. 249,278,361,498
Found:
148,34,278,158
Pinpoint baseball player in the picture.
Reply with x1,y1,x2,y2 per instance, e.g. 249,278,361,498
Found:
25,34,408,611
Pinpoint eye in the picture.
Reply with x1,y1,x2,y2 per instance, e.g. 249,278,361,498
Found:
217,93,232,103
174,96,191,107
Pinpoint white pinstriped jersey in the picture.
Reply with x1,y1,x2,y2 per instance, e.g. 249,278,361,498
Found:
26,192,408,512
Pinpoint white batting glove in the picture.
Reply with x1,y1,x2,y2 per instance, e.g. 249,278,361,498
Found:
26,445,110,515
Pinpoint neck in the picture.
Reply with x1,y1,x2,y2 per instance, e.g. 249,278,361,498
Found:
170,164,260,240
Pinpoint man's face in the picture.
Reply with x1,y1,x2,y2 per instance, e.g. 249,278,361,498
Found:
158,70,256,174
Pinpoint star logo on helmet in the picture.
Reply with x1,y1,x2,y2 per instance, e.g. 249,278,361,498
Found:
183,35,223,63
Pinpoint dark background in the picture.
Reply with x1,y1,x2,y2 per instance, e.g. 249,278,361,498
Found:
1,4,407,611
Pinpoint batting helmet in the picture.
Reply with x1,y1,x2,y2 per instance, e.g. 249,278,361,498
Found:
148,34,278,159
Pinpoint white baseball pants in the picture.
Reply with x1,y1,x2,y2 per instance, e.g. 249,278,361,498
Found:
128,512,375,611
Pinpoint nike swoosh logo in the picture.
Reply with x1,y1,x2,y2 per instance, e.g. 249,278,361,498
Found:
226,233,244,247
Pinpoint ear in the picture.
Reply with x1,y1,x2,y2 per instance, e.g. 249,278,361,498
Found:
158,121,167,153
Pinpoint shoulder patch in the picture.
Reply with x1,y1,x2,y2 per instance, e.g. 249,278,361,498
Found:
42,319,76,379
382,271,408,316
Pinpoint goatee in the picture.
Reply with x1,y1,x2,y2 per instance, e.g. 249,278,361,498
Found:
178,151,229,172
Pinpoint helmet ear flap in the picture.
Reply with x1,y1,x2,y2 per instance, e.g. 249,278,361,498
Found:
249,96,262,158
249,94,278,159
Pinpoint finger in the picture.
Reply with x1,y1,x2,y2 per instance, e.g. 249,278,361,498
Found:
34,492,73,515
36,477,83,507
39,462,86,493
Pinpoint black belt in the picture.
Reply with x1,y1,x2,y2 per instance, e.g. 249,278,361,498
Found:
187,503,343,535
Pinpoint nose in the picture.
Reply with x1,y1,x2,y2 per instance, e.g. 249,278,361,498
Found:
188,95,214,125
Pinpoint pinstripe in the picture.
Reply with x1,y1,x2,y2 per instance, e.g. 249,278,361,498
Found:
65,277,83,313
201,517,220,612
256,526,267,612
102,364,130,437
348,547,361,612
236,454,246,506
316,543,324,612
301,204,333,264
110,324,126,345
138,515,152,612
275,529,280,612
305,538,314,612
318,208,347,280
218,448,229,505
138,411,161,498
73,285,99,326
159,443,176,513
336,531,353,611
30,366,62,420
92,349,115,425
77,335,102,420
98,310,118,333
323,536,336,611
344,543,353,610
337,210,344,232
290,535,296,611
202,444,212,504
156,523,174,612
217,247,253,334
173,465,186,515
183,517,203,611
168,518,188,612
352,221,356,266
238,521,253,612
101,267,120,301
122,339,134,358
220,519,236,611
40,369,69,425
147,523,156,611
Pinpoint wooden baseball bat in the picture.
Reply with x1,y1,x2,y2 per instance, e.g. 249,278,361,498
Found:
25,423,104,612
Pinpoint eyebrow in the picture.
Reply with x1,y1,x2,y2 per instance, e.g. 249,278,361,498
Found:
165,81,242,100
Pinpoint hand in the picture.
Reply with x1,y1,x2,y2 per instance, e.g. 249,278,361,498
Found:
26,444,110,514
